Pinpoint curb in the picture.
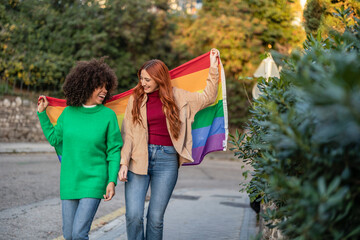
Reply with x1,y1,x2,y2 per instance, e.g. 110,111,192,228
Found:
0,143,55,153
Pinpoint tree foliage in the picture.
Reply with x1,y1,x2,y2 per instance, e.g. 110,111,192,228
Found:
174,0,304,78
0,0,180,94
304,0,360,36
172,0,305,127
303,0,326,34
230,7,360,239
1,0,307,127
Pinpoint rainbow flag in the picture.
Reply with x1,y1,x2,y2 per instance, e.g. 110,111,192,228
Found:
44,51,228,165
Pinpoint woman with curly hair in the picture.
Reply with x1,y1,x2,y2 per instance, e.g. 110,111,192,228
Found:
118,49,220,240
37,58,123,240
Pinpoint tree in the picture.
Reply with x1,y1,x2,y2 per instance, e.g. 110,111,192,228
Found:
304,0,360,36
304,0,326,34
0,0,181,94
103,0,179,90
172,0,305,127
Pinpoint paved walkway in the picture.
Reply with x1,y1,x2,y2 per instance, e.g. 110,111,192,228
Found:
0,143,259,240
0,142,55,153
90,188,258,240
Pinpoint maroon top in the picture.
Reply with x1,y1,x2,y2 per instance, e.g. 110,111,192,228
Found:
146,90,173,146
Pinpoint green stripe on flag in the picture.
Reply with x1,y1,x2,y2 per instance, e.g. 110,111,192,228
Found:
192,100,224,129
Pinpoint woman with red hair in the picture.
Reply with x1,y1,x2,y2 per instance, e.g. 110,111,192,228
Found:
118,49,220,240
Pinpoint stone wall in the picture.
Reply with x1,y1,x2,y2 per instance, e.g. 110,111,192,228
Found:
0,97,46,142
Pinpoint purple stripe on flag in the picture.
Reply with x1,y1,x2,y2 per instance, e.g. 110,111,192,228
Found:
183,133,226,166
192,117,225,148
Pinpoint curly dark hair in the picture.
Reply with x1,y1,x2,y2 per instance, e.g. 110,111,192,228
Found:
62,58,118,106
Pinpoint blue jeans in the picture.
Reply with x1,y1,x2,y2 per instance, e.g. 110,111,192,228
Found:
125,144,179,240
62,198,101,240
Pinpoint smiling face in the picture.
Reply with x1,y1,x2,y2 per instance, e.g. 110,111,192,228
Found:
85,85,108,105
140,69,159,94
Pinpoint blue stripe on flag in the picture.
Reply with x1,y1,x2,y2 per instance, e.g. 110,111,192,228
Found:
191,117,225,148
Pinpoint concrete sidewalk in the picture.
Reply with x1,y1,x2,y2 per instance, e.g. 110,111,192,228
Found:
90,188,258,240
0,142,55,153
0,143,259,240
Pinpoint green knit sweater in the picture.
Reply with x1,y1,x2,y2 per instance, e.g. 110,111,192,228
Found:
37,105,123,200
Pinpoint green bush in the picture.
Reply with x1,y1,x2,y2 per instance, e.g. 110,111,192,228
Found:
230,8,360,239
0,0,180,94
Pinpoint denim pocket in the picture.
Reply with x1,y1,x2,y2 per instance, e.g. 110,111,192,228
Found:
163,146,177,154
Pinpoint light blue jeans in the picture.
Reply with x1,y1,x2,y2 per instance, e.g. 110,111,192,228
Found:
62,198,101,240
125,144,179,240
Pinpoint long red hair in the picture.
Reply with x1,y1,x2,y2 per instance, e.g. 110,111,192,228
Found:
132,59,181,139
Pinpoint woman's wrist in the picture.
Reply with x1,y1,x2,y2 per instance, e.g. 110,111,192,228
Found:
120,163,129,168
209,67,219,74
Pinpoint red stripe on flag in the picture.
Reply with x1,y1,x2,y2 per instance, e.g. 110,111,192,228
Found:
106,89,133,103
169,52,210,79
47,96,67,107
46,51,211,106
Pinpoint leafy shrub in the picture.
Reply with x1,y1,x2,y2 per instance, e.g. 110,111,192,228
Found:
230,8,360,239
0,0,180,94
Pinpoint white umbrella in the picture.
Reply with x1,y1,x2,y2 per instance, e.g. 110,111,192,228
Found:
252,54,280,99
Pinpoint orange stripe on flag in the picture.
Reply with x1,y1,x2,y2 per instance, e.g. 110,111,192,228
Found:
171,68,209,92
46,106,65,125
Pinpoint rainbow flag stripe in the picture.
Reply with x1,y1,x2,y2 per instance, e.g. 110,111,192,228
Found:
44,52,228,165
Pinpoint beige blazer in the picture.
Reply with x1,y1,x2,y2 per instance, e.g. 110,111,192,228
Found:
120,67,219,175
